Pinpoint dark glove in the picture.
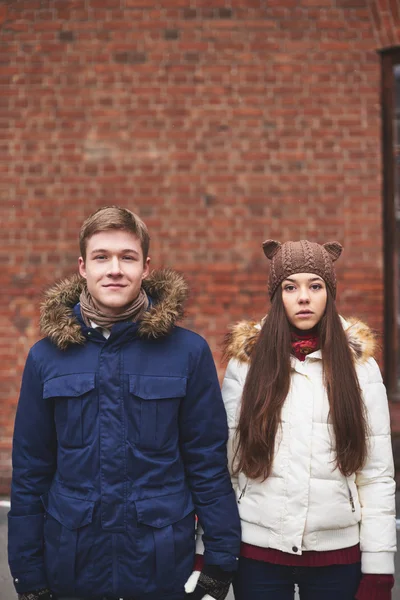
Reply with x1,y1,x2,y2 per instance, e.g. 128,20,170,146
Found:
18,589,55,600
184,564,233,600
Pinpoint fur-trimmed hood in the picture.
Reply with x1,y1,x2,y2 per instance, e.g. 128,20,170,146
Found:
40,269,188,350
223,316,377,364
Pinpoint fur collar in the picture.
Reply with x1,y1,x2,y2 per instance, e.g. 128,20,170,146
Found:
40,269,188,350
223,317,376,365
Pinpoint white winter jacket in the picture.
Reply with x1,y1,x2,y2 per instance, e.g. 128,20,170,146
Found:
221,317,396,575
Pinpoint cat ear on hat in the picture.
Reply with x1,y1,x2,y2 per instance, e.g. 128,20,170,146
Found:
323,241,343,262
263,240,281,259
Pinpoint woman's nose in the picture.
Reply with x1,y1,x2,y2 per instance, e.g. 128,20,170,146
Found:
298,288,310,303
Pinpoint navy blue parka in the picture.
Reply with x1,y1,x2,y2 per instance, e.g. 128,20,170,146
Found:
8,269,240,599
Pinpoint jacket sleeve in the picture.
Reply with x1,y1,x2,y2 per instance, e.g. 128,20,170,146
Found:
179,339,241,571
8,349,57,593
355,357,396,575
220,358,248,493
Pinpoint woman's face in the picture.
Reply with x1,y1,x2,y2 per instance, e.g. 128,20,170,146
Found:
281,272,327,330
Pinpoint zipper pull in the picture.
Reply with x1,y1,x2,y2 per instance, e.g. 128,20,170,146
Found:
238,483,247,504
349,490,355,512
346,481,356,512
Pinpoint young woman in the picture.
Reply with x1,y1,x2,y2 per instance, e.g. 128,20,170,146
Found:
222,239,396,600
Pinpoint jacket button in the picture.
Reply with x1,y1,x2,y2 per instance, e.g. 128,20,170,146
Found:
14,579,19,583
292,546,298,553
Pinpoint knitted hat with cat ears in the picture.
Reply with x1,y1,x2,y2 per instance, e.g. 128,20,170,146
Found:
262,239,343,299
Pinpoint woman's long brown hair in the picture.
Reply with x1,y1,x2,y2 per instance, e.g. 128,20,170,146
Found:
234,287,368,480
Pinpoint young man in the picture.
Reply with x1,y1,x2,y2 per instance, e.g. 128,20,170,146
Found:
8,206,240,600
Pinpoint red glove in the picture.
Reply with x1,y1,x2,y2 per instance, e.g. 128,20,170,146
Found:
355,574,394,600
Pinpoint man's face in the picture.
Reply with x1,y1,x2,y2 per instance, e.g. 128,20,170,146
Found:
281,272,327,330
78,230,150,316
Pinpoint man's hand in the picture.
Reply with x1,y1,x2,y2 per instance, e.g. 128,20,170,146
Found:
18,589,55,600
184,564,233,600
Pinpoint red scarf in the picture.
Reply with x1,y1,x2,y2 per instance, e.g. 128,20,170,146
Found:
290,328,320,361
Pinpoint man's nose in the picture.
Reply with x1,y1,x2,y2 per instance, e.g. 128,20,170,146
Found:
108,257,122,275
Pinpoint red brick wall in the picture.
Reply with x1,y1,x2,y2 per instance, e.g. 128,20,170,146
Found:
0,0,398,493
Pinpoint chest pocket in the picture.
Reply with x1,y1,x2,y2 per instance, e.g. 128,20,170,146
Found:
43,374,96,448
128,375,187,450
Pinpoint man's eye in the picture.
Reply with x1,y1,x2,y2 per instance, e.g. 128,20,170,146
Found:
122,256,135,260
95,255,106,260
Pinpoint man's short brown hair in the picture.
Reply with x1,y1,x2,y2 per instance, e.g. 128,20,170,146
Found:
79,206,150,262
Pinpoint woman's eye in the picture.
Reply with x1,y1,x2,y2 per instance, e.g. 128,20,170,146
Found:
284,285,296,292
311,284,322,290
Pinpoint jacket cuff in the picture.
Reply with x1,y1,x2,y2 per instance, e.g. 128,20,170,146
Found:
8,513,47,593
361,552,395,574
12,572,49,595
194,519,239,572
355,574,394,600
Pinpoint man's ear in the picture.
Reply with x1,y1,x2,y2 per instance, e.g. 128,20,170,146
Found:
78,257,87,279
142,256,151,279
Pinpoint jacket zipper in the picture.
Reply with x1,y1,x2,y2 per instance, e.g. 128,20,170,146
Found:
347,483,356,512
238,481,248,504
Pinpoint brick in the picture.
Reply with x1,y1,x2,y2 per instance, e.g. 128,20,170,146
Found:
0,5,7,25
182,8,197,18
33,21,63,32
113,51,147,64
300,0,332,5
336,0,367,6
2,21,30,32
59,30,75,42
164,28,180,40
126,0,156,5
89,0,121,7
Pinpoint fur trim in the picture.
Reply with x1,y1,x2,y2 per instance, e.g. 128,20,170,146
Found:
222,321,261,364
139,269,188,339
40,274,86,350
344,317,377,362
223,316,377,364
40,269,189,350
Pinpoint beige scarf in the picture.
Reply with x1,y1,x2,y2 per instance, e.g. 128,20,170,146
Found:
79,286,149,330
